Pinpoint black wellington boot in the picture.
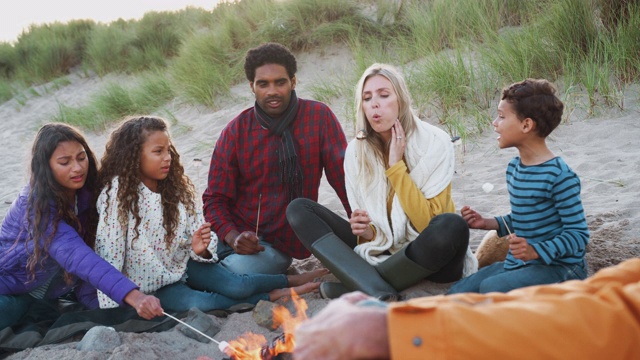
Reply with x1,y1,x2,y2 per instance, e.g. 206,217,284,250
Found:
375,246,436,291
310,233,399,301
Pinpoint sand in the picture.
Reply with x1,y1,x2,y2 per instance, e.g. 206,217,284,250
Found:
1,45,639,359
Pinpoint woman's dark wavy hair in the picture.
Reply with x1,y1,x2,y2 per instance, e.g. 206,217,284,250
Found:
25,123,99,281
244,42,297,82
98,116,196,248
501,79,564,137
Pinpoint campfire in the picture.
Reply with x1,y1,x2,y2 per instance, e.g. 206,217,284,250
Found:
223,290,308,360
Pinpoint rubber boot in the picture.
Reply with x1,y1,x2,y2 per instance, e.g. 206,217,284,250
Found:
375,246,436,291
319,282,349,299
310,233,399,301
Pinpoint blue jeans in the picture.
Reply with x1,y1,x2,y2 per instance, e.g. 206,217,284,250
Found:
176,260,288,312
0,293,34,330
448,260,588,294
154,281,270,313
216,239,292,275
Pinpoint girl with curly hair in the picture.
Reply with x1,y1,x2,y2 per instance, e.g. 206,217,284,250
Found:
0,123,162,330
95,116,324,312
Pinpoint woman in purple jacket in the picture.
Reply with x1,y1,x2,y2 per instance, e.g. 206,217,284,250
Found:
0,123,163,330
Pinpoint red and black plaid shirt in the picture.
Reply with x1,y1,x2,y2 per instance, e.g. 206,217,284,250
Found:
203,98,351,259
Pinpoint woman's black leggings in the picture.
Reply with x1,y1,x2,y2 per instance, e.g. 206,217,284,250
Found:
286,198,469,283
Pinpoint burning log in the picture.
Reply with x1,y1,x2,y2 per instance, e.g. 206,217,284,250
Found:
222,333,292,360
260,333,292,360
221,290,307,359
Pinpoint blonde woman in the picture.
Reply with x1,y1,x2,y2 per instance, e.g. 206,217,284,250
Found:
287,64,477,300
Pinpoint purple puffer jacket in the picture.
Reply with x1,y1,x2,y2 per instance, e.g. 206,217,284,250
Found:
0,185,138,308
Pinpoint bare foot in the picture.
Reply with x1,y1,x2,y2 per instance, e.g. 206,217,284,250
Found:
286,268,329,287
268,282,321,301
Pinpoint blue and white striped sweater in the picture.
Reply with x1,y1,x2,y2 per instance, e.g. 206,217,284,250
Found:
496,156,589,269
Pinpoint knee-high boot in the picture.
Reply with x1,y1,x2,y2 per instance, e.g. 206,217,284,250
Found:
375,246,436,291
310,233,399,301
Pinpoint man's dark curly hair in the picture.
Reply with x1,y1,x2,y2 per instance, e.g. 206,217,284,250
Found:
244,42,297,82
501,79,564,137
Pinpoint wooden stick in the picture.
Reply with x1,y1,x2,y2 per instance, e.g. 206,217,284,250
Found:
500,216,512,236
500,216,526,265
256,193,262,236
163,312,221,345
163,312,242,356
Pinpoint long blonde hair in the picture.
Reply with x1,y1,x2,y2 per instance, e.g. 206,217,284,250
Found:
354,63,418,182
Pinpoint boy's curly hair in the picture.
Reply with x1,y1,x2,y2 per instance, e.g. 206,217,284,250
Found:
98,116,196,248
244,42,297,82
502,79,564,137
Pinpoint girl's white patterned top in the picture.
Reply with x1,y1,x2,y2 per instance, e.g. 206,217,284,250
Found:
95,176,218,308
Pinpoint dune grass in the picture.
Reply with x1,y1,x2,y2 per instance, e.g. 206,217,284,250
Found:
0,42,18,79
85,24,135,76
606,4,640,83
0,79,13,103
12,20,94,82
53,72,175,130
170,31,243,107
0,0,637,131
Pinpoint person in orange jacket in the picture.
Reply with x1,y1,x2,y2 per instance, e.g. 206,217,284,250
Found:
293,257,640,359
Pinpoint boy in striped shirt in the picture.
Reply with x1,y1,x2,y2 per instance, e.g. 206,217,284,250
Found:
449,79,589,294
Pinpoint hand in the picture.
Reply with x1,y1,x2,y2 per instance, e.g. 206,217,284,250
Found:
349,209,373,239
232,231,264,255
191,222,212,257
461,205,488,230
294,292,390,360
124,289,163,320
508,234,539,261
388,119,406,167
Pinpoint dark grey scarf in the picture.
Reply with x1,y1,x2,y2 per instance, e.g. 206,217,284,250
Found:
254,90,303,201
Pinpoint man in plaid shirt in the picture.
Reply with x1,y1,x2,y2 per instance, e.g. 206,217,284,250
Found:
200,43,351,275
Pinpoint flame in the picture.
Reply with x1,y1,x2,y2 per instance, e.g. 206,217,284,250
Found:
224,332,268,359
224,290,307,359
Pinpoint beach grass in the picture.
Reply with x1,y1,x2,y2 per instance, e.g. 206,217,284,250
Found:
12,20,94,82
53,71,175,130
170,31,243,107
0,79,13,103
0,0,638,132
85,24,134,76
0,42,18,79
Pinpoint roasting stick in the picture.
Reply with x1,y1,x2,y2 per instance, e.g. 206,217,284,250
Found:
163,312,244,356
500,216,526,265
499,216,512,236
256,193,262,236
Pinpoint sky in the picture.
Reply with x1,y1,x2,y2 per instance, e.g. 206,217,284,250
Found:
1,0,222,43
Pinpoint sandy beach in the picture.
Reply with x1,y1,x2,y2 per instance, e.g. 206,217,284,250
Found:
1,45,639,359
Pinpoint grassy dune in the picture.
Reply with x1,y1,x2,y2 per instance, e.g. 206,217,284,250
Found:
0,0,638,137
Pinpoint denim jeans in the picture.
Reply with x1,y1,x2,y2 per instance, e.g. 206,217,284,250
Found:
154,281,270,313
216,239,292,275
448,260,588,294
186,259,287,294
178,260,289,312
0,293,34,330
